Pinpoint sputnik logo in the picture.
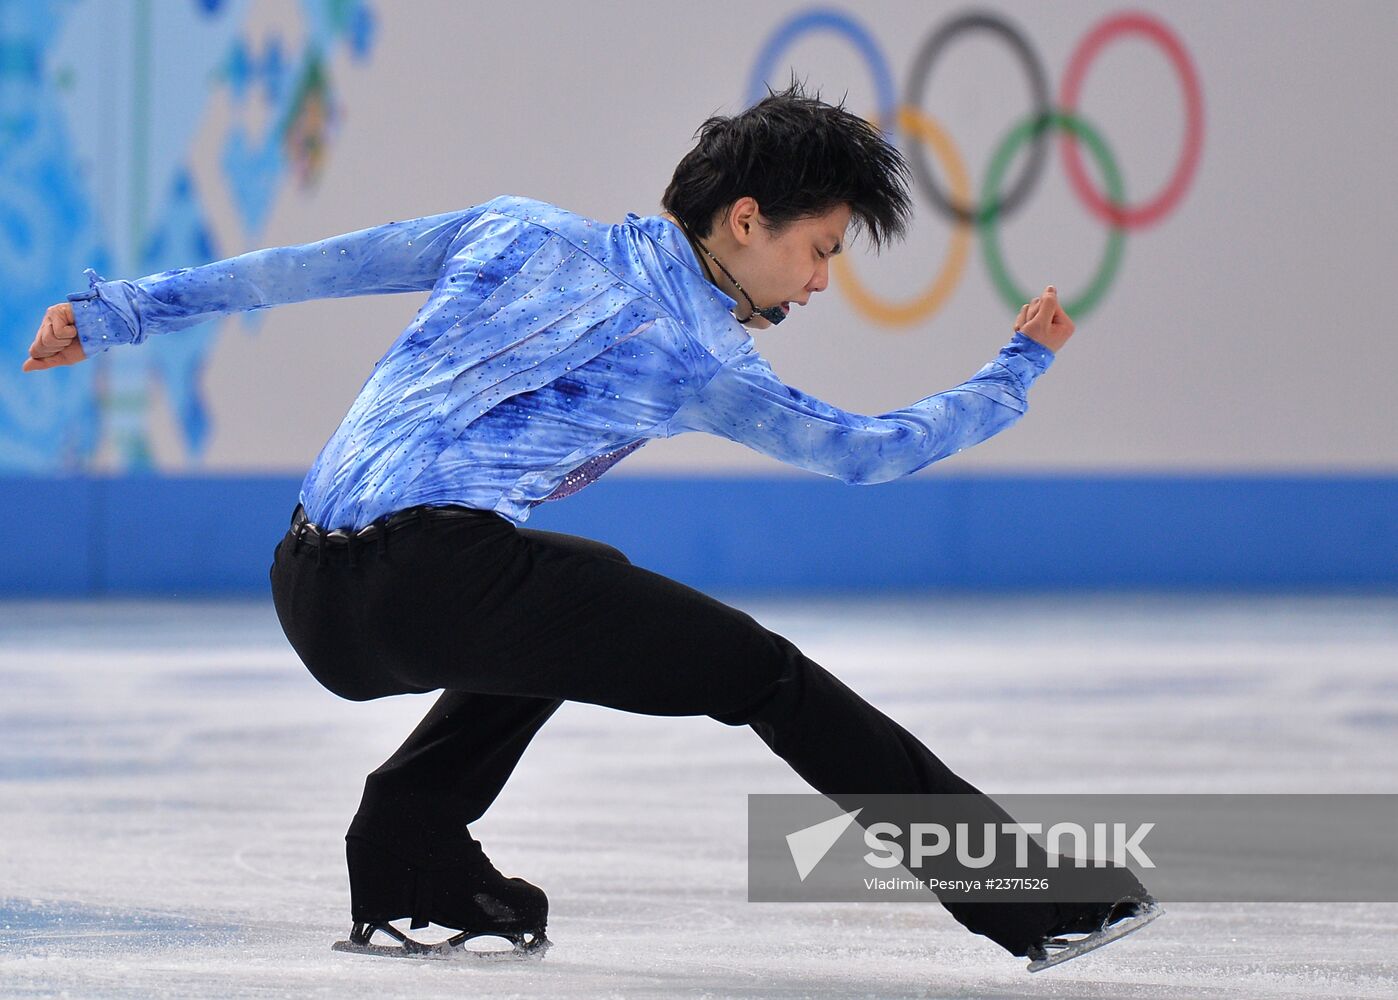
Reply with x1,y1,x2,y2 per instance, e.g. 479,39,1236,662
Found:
786,808,863,881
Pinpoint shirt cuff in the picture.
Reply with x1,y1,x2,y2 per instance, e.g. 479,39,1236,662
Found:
997,330,1056,391
68,268,137,356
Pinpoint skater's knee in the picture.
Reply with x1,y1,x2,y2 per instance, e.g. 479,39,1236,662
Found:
709,632,808,727
297,651,409,702
311,667,395,702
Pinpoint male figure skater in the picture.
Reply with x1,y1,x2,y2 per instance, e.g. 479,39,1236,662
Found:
24,84,1158,971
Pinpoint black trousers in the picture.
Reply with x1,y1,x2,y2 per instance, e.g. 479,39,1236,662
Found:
268,505,1077,956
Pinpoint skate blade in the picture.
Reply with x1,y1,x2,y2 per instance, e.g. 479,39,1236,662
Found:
332,923,550,962
1026,902,1163,973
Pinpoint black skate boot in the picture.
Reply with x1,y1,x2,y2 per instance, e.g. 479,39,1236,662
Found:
1026,890,1162,972
332,834,550,960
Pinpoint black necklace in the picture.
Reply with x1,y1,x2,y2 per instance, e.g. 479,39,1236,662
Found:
669,215,787,326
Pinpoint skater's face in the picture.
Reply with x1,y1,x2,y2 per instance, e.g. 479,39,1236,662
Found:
709,198,852,329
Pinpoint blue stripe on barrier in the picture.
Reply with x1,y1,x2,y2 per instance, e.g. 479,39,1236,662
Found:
1,474,1394,596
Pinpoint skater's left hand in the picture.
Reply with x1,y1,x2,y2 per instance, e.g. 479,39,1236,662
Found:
22,303,86,372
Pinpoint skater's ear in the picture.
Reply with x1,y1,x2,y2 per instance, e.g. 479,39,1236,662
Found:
725,198,763,246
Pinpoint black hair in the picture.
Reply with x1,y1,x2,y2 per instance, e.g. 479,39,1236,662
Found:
661,78,912,252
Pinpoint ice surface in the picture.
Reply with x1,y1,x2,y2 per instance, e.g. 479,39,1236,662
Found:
1,594,1395,998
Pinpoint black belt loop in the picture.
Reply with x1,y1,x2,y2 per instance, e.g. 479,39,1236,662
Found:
376,525,388,557
315,534,326,567
416,507,430,531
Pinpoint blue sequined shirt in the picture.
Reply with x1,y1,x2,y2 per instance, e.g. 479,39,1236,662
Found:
69,195,1055,529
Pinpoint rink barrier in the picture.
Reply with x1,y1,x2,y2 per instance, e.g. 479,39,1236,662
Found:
3,473,1396,595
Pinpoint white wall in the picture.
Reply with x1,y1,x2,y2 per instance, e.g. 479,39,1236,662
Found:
72,0,1398,474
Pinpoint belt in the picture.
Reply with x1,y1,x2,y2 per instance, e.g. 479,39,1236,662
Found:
289,503,499,550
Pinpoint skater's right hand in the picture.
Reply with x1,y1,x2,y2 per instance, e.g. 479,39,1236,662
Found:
22,303,86,372
1014,285,1075,354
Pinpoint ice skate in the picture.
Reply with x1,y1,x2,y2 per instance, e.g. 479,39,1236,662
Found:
332,834,550,961
1025,894,1162,972
332,919,549,960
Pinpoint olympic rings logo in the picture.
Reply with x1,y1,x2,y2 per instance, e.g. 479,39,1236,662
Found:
746,8,1205,327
